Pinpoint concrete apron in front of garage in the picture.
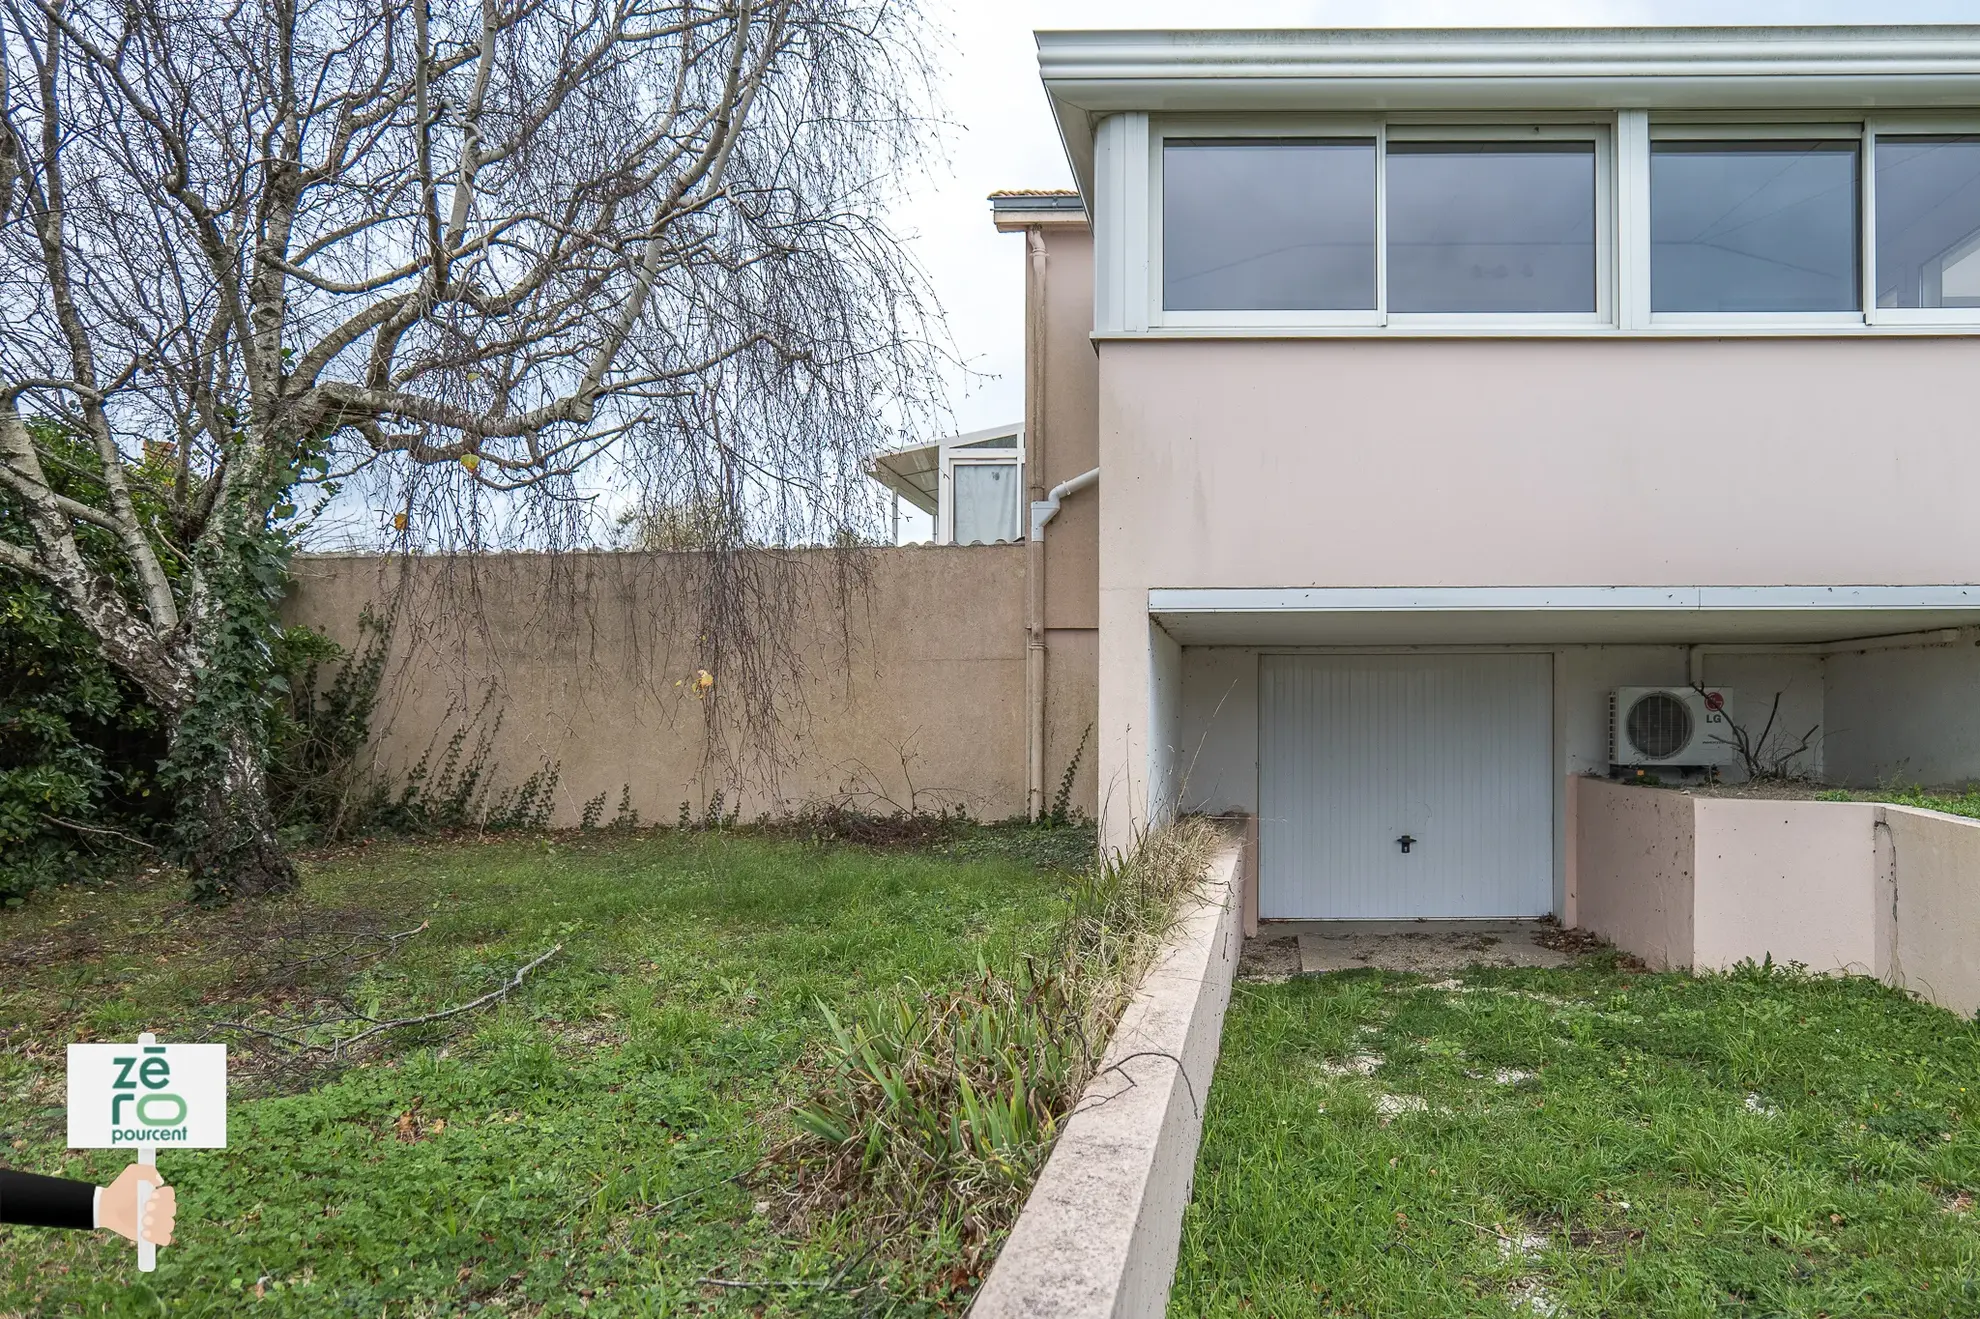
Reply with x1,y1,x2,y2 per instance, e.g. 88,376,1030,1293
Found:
1245,920,1576,980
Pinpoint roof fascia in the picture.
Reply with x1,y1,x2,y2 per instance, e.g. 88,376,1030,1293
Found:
1038,26,1980,197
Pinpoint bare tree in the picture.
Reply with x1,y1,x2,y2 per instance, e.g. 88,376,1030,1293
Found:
0,0,941,897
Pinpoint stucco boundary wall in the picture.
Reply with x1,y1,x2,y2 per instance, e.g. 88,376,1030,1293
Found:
971,827,1245,1319
1570,777,1980,1017
285,548,1100,826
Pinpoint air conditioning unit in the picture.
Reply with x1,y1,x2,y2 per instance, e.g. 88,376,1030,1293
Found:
1609,687,1736,767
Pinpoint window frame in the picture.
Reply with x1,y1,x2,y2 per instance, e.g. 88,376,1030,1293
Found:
1383,123,1614,330
1128,110,1980,337
1147,115,1615,330
1645,122,1868,329
1864,116,1980,327
1150,117,1387,330
938,444,1024,547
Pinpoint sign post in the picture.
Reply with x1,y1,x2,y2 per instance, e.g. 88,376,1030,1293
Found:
135,1127,156,1272
67,1031,226,1273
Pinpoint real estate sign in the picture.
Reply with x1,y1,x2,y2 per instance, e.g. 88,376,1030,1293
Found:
66,1040,227,1149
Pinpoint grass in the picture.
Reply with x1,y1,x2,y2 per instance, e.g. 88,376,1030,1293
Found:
1817,784,1980,822
1173,958,1980,1318
0,824,1089,1317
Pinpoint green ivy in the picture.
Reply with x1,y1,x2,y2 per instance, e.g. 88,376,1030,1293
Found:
155,478,302,901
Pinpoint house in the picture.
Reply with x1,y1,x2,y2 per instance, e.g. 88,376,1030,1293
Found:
291,24,1980,960
870,422,1027,546
988,24,1980,928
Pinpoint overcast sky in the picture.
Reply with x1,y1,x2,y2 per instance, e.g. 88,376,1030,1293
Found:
885,0,1980,538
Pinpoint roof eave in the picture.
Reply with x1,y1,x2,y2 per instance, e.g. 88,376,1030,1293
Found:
1037,25,1980,198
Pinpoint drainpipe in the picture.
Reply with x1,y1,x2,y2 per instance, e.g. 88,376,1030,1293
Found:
1028,465,1099,817
1024,226,1051,820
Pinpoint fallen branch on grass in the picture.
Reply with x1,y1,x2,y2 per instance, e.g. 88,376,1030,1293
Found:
217,944,562,1057
267,920,430,979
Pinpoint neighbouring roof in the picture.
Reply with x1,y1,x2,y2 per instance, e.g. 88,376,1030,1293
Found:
869,423,1023,515
990,190,1086,212
1037,25,1980,198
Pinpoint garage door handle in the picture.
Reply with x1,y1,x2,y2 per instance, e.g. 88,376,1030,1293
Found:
1396,834,1416,854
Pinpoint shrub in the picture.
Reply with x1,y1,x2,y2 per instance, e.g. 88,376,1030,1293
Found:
0,578,170,901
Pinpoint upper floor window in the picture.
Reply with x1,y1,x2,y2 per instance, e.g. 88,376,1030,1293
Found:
1127,114,1980,334
1875,135,1980,310
1158,126,1607,323
1387,140,1598,314
1162,138,1376,312
1651,138,1860,314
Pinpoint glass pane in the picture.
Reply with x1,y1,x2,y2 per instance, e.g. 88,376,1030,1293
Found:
1875,135,1980,309
958,434,1018,448
951,463,1021,545
1651,140,1860,313
1163,139,1376,311
1386,141,1597,314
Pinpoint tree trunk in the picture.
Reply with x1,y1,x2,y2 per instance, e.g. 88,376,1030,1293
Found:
171,715,298,902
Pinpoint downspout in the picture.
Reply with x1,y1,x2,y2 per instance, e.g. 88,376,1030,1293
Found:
1028,465,1100,815
1024,227,1050,820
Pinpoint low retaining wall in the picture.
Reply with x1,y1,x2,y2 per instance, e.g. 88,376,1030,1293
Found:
971,831,1244,1318
1883,805,1980,1017
1571,778,1980,1016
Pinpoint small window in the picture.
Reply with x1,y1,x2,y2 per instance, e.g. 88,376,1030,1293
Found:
950,462,1021,545
1875,135,1980,309
1386,141,1598,314
1651,140,1860,313
1162,138,1377,312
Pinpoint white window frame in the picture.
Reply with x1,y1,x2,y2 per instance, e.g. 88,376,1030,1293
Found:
1150,116,1615,331
1384,123,1613,330
1645,122,1868,330
1864,116,1980,328
937,434,1023,546
1150,117,1387,330
1124,111,1980,337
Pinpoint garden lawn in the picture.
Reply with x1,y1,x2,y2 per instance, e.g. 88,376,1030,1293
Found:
0,827,1082,1317
1173,958,1980,1318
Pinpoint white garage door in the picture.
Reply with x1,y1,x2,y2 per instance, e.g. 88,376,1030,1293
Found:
1259,653,1553,920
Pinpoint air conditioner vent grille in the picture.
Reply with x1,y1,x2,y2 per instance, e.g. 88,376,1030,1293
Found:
1625,691,1693,760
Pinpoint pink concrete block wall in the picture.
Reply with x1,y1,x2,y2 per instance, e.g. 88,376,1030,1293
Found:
1572,781,1980,1017
1570,777,1695,971
1691,800,1881,975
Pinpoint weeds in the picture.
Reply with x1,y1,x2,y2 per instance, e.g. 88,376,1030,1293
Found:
779,816,1222,1281
1042,725,1092,827
786,957,1083,1269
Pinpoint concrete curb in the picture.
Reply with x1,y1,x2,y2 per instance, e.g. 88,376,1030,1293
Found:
970,831,1244,1319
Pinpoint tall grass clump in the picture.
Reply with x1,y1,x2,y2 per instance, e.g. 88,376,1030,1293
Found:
779,816,1221,1285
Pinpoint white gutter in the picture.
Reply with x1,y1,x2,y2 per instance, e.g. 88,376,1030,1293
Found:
1036,25,1980,83
1030,467,1100,541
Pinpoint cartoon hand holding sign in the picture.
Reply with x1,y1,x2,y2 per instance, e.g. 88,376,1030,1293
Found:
62,1032,225,1271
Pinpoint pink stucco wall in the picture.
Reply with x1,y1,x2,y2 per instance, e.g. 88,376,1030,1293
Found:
1570,777,1695,971
1571,784,1980,1015
1096,337,1980,838
1690,800,1882,975
1097,337,1980,593
1882,806,1980,1018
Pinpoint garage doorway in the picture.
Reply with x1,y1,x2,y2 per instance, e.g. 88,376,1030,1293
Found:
1259,653,1553,919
